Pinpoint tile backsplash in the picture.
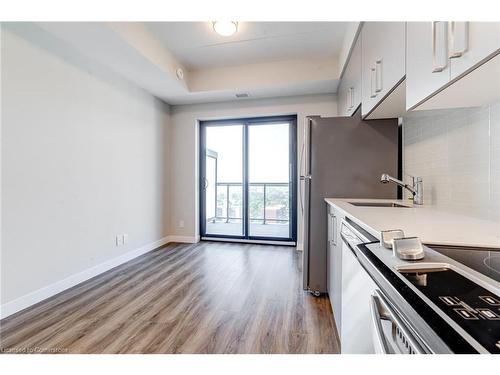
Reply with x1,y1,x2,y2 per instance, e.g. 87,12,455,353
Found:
403,102,500,221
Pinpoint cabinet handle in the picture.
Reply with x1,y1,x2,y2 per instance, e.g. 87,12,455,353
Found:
332,215,337,246
328,214,337,246
348,87,354,109
375,59,383,92
370,67,377,98
449,21,469,58
432,21,448,73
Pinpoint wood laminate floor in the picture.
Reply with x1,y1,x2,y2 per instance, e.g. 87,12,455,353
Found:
0,242,340,354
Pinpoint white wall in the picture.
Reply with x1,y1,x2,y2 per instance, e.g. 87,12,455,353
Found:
189,57,338,92
403,102,500,221
1,25,171,306
169,94,338,248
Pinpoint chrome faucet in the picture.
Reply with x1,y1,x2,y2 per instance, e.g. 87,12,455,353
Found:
380,174,423,205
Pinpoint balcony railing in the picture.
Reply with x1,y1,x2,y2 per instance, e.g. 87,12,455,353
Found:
208,182,289,225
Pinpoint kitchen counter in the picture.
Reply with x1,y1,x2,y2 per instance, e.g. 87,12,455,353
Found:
324,198,500,248
331,198,500,353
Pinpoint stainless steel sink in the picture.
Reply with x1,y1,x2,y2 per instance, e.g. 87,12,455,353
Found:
349,202,411,208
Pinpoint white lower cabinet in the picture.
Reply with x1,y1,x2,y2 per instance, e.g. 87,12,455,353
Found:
326,205,343,333
340,240,377,353
337,79,348,117
326,208,336,297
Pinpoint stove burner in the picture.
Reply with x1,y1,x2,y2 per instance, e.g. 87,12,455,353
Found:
484,254,500,276
429,245,500,282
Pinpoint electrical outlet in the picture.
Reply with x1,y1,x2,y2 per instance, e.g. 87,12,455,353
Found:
115,235,122,246
122,234,129,245
179,220,185,228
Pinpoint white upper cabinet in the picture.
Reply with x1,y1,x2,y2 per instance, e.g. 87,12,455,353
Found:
406,22,451,109
338,34,362,116
361,22,406,117
407,22,500,110
337,79,348,116
342,22,498,116
449,22,500,79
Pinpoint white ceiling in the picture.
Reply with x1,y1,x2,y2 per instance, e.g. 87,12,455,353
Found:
33,21,352,105
145,22,349,70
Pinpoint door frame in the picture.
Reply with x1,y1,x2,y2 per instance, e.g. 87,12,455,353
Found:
199,115,297,244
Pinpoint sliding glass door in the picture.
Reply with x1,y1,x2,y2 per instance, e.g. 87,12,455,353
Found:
204,124,244,237
200,116,297,243
248,122,291,239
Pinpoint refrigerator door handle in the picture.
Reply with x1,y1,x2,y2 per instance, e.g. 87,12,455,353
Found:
299,181,303,213
299,138,305,177
301,117,313,291
299,118,312,215
299,141,305,214
303,118,311,177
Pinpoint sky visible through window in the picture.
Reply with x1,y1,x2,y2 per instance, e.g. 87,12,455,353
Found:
206,123,289,183
249,123,289,183
206,125,243,183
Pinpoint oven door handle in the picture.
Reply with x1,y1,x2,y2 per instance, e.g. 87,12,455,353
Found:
371,290,425,354
370,295,391,354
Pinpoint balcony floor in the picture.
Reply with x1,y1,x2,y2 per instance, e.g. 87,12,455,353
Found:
205,221,290,239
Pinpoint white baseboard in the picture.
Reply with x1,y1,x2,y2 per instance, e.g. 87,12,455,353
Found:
0,235,177,320
201,237,295,246
167,235,200,244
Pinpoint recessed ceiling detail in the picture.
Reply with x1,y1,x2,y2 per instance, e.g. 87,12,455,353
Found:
146,22,350,70
33,21,353,105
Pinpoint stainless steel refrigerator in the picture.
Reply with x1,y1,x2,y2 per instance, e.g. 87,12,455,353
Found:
301,110,399,294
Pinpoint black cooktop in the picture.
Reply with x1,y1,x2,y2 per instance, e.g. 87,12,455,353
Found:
430,245,500,283
400,266,500,353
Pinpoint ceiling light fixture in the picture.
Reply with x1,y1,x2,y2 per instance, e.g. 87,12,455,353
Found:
213,21,238,37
